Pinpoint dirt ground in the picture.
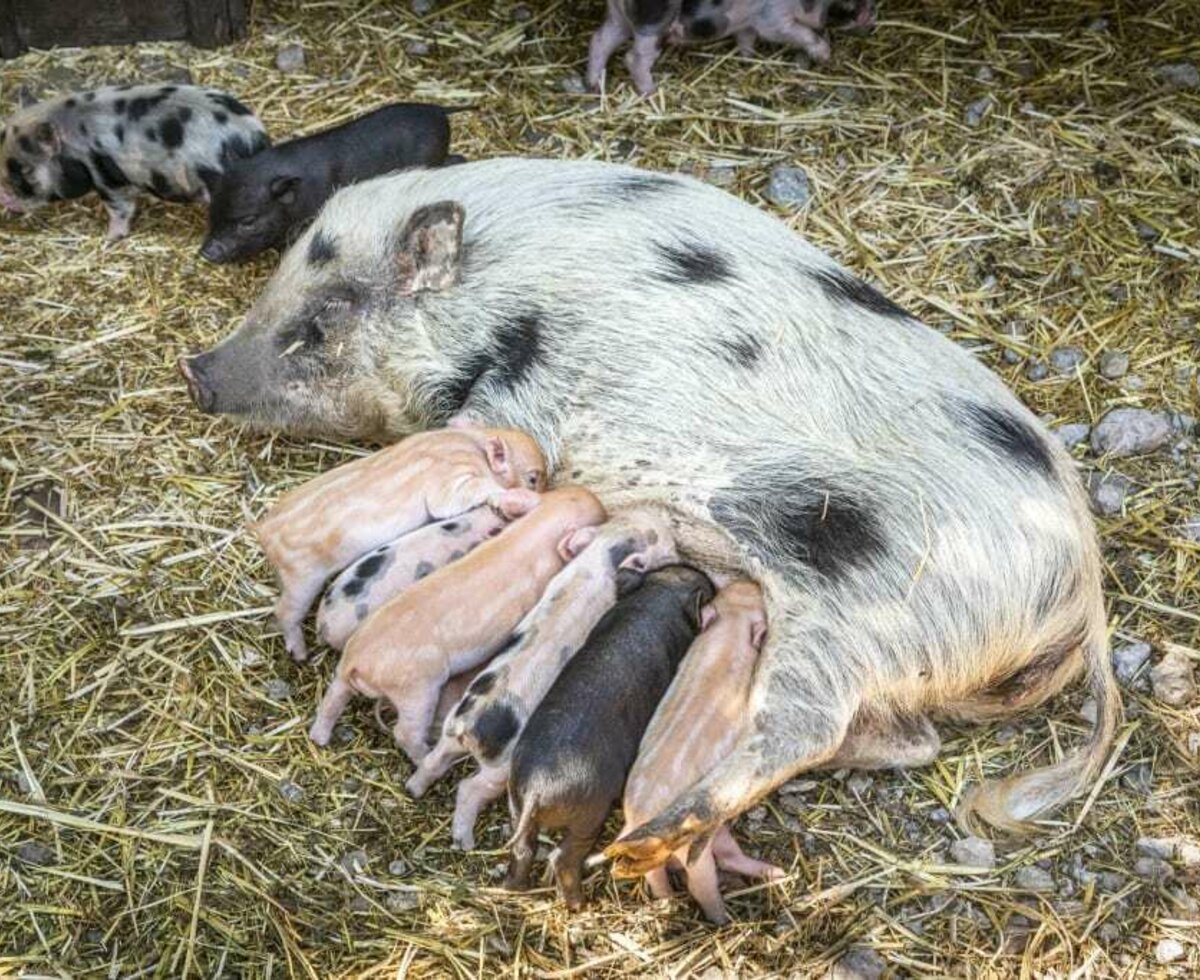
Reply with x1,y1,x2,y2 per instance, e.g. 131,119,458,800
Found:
1,1,1198,976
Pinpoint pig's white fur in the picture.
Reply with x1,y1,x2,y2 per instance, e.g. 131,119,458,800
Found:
226,158,1119,856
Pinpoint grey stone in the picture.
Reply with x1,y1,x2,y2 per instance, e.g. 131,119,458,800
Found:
964,96,994,127
1014,866,1055,892
1178,841,1200,868
929,806,952,824
406,40,432,57
951,836,995,869
348,896,370,912
1099,350,1130,379
1056,423,1091,449
1156,63,1200,90
265,678,292,701
1085,17,1109,32
1171,411,1196,435
1091,408,1173,457
975,66,995,83
1155,939,1184,964
1097,871,1125,893
340,849,368,875
1134,856,1174,883
1137,837,1176,860
1086,471,1133,515
411,0,435,14
1079,698,1097,724
1050,347,1085,374
278,779,304,802
834,84,862,104
559,74,587,94
389,859,408,876
513,3,532,20
828,947,886,980
846,773,873,796
1112,641,1151,684
275,43,306,73
16,841,55,866
1122,762,1152,794
1182,516,1200,542
767,166,812,208
1150,651,1196,706
1025,360,1049,382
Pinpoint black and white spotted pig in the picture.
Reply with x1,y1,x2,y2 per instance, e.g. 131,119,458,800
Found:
505,564,714,909
180,158,1120,879
588,0,876,96
404,512,678,850
316,503,512,651
0,85,267,240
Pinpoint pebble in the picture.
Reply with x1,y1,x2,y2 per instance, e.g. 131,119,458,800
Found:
348,896,370,912
1085,17,1109,32
1050,346,1085,374
975,65,995,83
1112,641,1151,684
1181,518,1200,543
1025,360,1049,382
929,806,952,824
964,96,994,127
265,678,292,701
1097,871,1125,893
1150,651,1196,706
278,779,304,802
16,841,55,866
559,74,588,94
389,859,408,876
386,889,421,912
513,3,532,20
834,84,862,104
1122,762,1153,794
1135,221,1160,242
1156,63,1200,90
1134,856,1174,883
1090,408,1172,457
1155,939,1185,964
767,166,812,208
828,947,886,980
951,836,995,869
1086,471,1133,515
1099,350,1130,379
406,40,432,57
846,773,873,797
275,43,306,73
1014,866,1056,892
411,0,435,14
1178,842,1200,868
1078,698,1097,724
1137,837,1175,860
340,849,368,875
1055,423,1091,450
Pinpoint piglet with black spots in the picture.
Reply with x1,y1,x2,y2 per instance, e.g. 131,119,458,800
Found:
0,85,267,240
504,564,714,911
200,103,455,263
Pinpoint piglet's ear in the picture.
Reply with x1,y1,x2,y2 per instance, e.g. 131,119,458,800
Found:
618,552,648,573
751,621,767,651
34,121,60,154
269,174,299,204
686,588,707,633
485,436,510,477
558,526,597,562
700,604,717,631
396,201,464,296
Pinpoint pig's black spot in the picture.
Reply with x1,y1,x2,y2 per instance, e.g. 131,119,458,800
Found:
440,521,460,534
608,540,637,569
78,123,88,137
711,469,886,582
688,16,720,38
354,551,388,581
117,84,133,91
5,158,33,198
714,331,762,368
207,92,254,117
455,695,476,717
631,0,671,26
448,549,465,560
114,124,125,143
354,602,369,621
159,116,185,150
113,98,127,114
954,400,1055,477
213,110,229,125
149,170,172,198
90,150,129,188
414,561,435,580
65,98,77,108
85,92,96,102
654,240,734,286
127,92,169,122
473,703,520,761
219,133,262,166
341,575,366,599
57,156,94,199
609,173,677,200
17,135,34,154
144,127,158,142
468,671,497,696
196,165,221,191
812,268,911,320
491,311,543,390
615,567,645,596
307,230,338,267
178,107,193,124
160,86,178,96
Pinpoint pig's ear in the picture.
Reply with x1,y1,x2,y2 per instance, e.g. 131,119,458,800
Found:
33,121,60,155
700,603,717,631
750,620,768,651
396,201,464,296
269,175,299,205
618,551,648,573
485,436,511,479
557,526,598,561
686,588,708,632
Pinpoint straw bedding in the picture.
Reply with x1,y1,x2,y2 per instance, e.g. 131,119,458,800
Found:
1,1,1197,975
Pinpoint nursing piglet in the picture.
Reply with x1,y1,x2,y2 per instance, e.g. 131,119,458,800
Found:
406,512,679,849
504,565,714,911
613,580,783,924
250,427,545,662
309,486,607,763
317,503,512,651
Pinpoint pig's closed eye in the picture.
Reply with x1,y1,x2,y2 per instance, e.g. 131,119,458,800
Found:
237,215,257,229
322,297,353,317
525,472,542,489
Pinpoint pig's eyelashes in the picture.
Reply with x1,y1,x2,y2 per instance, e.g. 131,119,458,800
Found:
237,215,257,229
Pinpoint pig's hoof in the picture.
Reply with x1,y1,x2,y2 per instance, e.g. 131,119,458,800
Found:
309,724,332,747
451,828,475,851
502,873,530,892
404,774,428,798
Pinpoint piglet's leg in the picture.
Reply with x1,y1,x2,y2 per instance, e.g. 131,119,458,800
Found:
683,842,730,926
759,20,830,62
711,826,785,881
274,575,326,662
310,675,355,746
101,191,138,241
406,736,466,798
451,765,508,851
587,13,631,90
390,686,442,765
735,29,757,56
503,811,540,892
645,866,673,900
625,32,663,97
551,811,609,912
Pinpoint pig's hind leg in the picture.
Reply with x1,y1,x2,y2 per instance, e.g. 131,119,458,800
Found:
274,573,327,662
406,735,466,798
551,808,610,911
711,826,785,881
587,11,632,91
390,684,443,764
757,18,831,62
101,190,138,241
625,31,664,97
310,675,355,746
682,841,730,925
451,765,508,850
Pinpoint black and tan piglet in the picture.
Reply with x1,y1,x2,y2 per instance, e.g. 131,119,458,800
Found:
200,103,455,263
0,85,267,240
504,564,714,911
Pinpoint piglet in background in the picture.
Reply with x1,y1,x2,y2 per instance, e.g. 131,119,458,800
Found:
317,504,512,651
309,486,607,763
504,564,714,911
0,84,267,239
612,580,784,924
406,512,679,850
200,103,457,262
248,427,545,662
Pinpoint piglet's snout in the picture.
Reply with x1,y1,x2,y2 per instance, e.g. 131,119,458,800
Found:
199,237,231,264
178,355,216,413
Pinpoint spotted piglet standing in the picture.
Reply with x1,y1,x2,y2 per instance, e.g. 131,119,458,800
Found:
613,580,783,924
405,512,679,850
0,85,267,239
309,486,607,763
249,427,545,662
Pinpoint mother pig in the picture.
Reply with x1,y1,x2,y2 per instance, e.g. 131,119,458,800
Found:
180,159,1118,871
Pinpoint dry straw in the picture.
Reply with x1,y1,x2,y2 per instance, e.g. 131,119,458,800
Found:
2,0,1198,976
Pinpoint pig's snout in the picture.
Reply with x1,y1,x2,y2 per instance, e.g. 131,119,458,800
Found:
178,354,216,413
199,237,232,264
